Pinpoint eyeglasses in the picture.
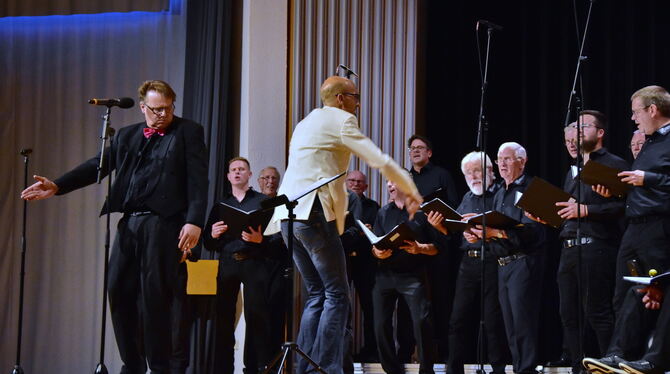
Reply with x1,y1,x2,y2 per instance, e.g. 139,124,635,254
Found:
568,123,600,129
339,92,360,101
259,175,279,181
408,145,428,152
629,141,645,149
346,178,366,184
631,105,650,117
145,103,175,116
495,157,520,165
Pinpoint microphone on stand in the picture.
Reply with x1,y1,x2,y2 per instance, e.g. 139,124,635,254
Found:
476,19,503,31
88,97,135,109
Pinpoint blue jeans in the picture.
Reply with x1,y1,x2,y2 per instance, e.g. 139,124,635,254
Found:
281,203,350,374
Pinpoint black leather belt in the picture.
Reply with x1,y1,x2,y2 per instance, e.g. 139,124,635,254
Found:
497,253,526,267
563,237,594,248
467,250,481,258
127,210,153,217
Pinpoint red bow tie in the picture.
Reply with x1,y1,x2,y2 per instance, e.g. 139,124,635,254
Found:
143,127,166,139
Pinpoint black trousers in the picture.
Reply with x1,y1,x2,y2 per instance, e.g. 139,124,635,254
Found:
607,286,658,360
557,239,617,371
349,253,378,355
109,214,185,374
214,257,276,374
373,269,435,374
614,219,670,313
644,283,670,368
498,253,545,374
447,255,508,374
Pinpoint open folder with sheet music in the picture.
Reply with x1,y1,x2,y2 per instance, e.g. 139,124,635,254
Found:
515,177,575,228
440,210,521,232
420,198,462,221
421,197,519,232
356,219,416,251
580,159,631,197
213,202,275,239
624,271,670,286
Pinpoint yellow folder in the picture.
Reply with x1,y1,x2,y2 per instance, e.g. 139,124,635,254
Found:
186,260,219,295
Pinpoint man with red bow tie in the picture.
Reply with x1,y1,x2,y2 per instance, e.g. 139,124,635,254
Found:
20,80,209,374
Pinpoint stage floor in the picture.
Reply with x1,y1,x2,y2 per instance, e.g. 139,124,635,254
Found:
353,363,573,374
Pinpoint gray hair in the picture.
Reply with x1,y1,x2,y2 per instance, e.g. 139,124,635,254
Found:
498,142,527,160
460,151,493,174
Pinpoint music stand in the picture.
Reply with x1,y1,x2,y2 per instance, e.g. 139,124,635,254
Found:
261,172,346,374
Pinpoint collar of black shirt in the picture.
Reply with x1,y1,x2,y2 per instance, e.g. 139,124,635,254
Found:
225,187,256,202
655,122,670,136
411,161,434,175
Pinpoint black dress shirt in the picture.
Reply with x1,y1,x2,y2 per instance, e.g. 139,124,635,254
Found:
123,133,165,212
373,202,443,272
203,188,268,256
410,162,459,207
560,147,629,240
487,174,546,257
626,123,670,218
456,187,498,252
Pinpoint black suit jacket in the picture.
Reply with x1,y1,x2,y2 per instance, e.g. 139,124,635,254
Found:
54,116,209,227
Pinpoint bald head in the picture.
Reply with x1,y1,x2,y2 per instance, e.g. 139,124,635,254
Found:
320,76,359,114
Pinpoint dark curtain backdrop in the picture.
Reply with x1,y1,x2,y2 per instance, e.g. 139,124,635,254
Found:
422,0,670,362
181,1,235,373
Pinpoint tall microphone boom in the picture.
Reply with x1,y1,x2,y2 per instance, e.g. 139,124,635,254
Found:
88,97,135,109
477,19,503,31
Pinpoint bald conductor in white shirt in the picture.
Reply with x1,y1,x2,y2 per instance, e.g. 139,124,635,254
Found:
268,76,421,374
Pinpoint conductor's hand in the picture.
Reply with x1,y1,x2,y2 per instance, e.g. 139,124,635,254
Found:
21,175,58,201
405,193,423,220
372,245,392,260
242,225,263,244
210,221,228,238
178,223,202,263
619,170,645,186
427,211,448,235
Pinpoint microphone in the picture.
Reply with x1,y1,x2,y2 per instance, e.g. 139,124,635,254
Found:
336,64,359,79
88,97,135,109
476,19,503,31
20,148,33,156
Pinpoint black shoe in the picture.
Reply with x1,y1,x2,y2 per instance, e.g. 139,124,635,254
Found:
582,356,626,374
619,360,663,374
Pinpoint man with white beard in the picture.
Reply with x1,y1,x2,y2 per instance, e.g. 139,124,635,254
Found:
439,151,509,374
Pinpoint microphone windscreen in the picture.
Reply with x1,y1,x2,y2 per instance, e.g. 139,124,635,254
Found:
118,97,135,109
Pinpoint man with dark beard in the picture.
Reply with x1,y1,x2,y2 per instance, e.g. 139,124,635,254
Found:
554,111,629,373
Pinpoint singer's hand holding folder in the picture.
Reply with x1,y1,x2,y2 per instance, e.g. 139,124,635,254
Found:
215,202,274,238
356,220,416,251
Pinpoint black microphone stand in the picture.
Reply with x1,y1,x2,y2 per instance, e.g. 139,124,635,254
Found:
12,148,32,374
474,21,498,374
562,0,595,368
262,173,345,374
94,107,116,374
